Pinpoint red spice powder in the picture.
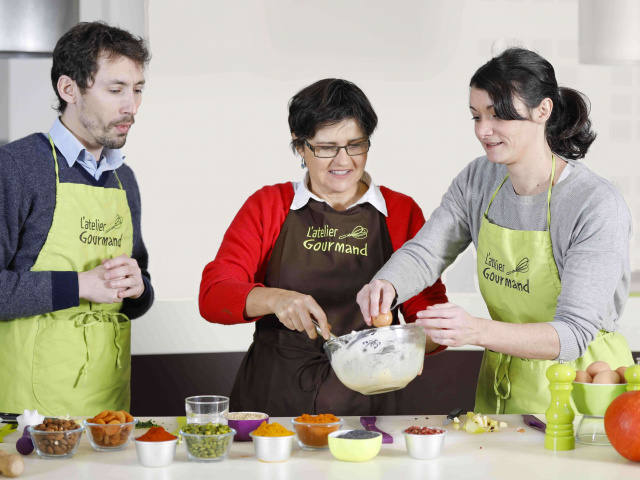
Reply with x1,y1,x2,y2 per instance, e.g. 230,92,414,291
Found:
136,426,177,442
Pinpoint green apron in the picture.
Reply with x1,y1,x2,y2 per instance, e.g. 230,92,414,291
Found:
0,135,134,416
475,156,632,414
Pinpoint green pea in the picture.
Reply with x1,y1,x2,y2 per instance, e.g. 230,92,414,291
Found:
182,423,232,459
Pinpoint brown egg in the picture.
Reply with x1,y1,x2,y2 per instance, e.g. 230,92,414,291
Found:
574,370,593,384
372,311,393,328
616,366,628,384
586,361,611,378
592,370,620,384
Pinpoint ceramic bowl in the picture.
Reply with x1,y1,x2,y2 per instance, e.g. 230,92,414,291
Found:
227,412,269,441
249,432,295,462
134,437,178,467
403,427,446,460
572,382,627,416
83,419,138,451
328,430,382,462
290,417,344,450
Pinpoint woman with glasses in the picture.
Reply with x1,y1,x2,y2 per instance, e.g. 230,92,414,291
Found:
357,48,633,415
199,79,447,416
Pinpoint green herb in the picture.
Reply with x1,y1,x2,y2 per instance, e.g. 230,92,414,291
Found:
135,420,160,429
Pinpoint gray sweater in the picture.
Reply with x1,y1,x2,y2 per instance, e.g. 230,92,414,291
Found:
0,133,154,321
375,156,632,361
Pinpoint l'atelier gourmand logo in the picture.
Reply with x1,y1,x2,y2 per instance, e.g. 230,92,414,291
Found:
78,214,123,247
482,253,531,293
303,225,369,256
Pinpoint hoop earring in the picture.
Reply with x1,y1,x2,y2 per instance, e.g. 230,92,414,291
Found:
300,157,306,169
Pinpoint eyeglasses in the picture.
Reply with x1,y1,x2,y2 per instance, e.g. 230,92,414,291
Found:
304,140,370,158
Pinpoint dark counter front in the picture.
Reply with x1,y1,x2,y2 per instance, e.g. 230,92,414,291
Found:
130,350,485,416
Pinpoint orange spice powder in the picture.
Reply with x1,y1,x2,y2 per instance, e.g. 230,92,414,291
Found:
294,414,339,423
253,421,294,437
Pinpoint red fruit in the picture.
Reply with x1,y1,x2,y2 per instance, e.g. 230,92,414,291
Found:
604,391,640,462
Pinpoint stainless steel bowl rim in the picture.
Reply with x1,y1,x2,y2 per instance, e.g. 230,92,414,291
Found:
134,437,179,444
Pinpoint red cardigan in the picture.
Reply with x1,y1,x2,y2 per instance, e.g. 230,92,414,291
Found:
199,183,448,351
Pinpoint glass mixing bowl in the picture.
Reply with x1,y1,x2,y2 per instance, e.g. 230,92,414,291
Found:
323,324,426,395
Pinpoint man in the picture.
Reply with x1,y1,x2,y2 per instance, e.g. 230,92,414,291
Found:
0,22,154,416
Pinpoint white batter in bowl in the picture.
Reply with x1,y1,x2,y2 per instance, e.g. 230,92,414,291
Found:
323,324,426,395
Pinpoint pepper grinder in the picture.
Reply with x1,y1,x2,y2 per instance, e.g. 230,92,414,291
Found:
625,358,640,392
545,360,576,451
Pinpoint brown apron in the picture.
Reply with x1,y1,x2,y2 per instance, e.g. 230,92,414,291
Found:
230,198,401,416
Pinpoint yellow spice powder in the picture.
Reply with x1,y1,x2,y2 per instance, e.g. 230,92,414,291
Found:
253,421,293,437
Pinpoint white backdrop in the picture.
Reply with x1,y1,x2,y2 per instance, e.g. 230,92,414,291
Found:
129,0,640,300
3,0,639,353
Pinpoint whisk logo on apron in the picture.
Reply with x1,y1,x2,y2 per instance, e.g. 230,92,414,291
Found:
482,251,531,294
303,224,370,256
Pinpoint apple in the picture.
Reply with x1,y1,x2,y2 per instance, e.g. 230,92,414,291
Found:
604,391,640,462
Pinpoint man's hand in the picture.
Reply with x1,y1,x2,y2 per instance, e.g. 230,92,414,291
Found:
102,254,145,299
78,264,125,304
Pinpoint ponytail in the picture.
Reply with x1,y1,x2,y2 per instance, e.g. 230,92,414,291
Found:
546,87,596,160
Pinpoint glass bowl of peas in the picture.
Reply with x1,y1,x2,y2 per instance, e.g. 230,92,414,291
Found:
179,423,236,462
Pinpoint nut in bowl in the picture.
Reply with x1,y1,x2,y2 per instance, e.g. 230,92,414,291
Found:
328,430,382,462
28,419,84,459
84,410,137,451
403,426,447,460
291,414,344,450
227,412,269,442
180,423,235,462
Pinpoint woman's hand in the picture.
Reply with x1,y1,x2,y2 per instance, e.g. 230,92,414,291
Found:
272,290,330,340
356,279,396,326
415,302,482,347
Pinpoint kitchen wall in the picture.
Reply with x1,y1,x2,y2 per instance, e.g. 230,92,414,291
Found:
2,0,639,358
129,0,640,356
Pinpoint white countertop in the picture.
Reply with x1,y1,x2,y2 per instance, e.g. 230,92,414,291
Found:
0,415,637,479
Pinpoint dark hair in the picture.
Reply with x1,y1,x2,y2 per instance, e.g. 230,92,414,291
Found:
51,21,151,113
288,79,378,154
470,48,595,160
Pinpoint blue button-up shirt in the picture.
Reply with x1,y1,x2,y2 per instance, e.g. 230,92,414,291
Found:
48,118,125,180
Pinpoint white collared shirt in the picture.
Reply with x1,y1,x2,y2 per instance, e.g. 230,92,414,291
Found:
48,118,125,181
290,171,388,216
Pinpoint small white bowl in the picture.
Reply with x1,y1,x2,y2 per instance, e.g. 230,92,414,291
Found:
134,437,178,467
249,432,294,462
403,427,447,460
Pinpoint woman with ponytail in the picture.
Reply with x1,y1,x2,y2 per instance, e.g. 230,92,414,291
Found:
357,48,633,414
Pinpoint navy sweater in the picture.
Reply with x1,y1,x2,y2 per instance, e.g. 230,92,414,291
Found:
0,133,154,320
